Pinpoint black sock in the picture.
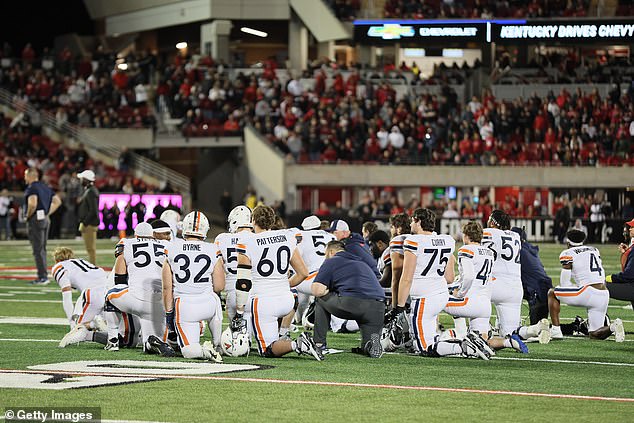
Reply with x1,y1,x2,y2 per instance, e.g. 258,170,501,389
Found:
560,323,576,335
93,331,109,345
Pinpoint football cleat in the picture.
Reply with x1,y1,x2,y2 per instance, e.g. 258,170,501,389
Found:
467,332,495,358
145,335,176,357
537,319,551,344
30,278,50,286
364,333,384,358
611,318,625,343
166,331,181,353
296,332,323,361
202,341,223,363
573,316,589,336
550,326,564,340
508,334,529,354
104,337,119,351
58,324,89,348
460,337,489,360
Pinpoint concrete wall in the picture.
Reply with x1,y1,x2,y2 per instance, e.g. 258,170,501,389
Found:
104,0,291,35
83,128,154,149
244,125,286,205
285,165,633,188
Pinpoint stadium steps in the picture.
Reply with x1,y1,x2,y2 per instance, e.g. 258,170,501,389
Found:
289,0,352,42
0,87,191,207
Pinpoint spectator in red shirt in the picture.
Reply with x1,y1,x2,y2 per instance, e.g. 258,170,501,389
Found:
22,43,36,64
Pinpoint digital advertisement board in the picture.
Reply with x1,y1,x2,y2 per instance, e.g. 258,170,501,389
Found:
98,193,183,231
354,18,634,45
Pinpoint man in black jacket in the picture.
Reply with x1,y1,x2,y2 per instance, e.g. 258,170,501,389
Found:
511,227,553,324
77,170,100,264
607,219,634,309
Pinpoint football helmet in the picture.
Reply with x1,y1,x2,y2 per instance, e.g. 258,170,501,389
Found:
134,222,153,238
182,210,210,239
228,205,252,233
220,326,250,357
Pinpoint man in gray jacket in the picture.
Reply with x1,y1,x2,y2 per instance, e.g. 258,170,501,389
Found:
77,170,100,264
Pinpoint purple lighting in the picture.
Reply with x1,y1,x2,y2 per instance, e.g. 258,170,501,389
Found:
98,194,183,231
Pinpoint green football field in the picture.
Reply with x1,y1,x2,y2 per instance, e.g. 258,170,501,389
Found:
1,239,633,422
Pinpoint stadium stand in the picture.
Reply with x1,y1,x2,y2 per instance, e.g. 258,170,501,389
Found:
383,0,589,19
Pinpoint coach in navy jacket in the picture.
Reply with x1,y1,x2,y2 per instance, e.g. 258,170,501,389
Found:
311,240,385,357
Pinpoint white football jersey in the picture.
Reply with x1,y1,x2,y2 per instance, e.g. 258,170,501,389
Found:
167,238,220,297
296,229,335,273
377,246,392,276
403,233,455,298
389,234,407,256
53,259,107,292
482,228,522,284
215,230,253,291
237,229,297,297
560,245,605,287
122,237,168,295
457,244,495,297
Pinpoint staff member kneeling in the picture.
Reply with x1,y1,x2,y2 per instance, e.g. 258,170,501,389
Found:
312,240,386,358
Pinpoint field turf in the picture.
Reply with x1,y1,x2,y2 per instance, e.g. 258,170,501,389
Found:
0,239,633,422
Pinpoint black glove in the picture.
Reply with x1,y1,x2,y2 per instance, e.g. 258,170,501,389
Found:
165,310,176,333
230,312,247,332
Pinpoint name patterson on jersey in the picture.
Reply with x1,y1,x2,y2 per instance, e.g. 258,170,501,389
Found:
256,235,288,245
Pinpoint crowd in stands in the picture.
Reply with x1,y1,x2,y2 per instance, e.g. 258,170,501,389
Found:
3,41,634,167
325,0,361,21
384,0,589,19
0,114,171,194
251,68,634,166
0,42,156,130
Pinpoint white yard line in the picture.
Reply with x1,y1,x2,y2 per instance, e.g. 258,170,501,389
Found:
0,299,60,303
492,357,634,367
1,368,632,403
0,317,69,325
0,338,59,342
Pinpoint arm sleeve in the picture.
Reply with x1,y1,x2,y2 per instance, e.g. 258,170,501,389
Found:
457,256,475,297
61,290,74,321
560,268,572,287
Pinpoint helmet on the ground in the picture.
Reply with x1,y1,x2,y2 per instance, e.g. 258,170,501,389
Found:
220,326,250,357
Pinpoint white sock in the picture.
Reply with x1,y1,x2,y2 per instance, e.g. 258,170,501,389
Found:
435,342,463,356
181,344,204,359
209,318,222,348
84,331,94,341
439,329,458,341
503,338,513,349
453,318,468,338
105,312,120,340
518,325,533,339
279,327,290,337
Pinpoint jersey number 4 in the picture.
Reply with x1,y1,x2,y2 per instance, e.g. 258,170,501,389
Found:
589,253,602,276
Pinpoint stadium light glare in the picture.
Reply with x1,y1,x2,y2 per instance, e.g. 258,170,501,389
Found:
241,27,268,38
176,42,188,49
117,63,128,71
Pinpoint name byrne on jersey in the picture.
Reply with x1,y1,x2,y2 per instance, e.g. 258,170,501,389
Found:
183,244,201,251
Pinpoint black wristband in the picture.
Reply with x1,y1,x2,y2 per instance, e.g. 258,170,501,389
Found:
395,305,406,313
114,274,128,285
